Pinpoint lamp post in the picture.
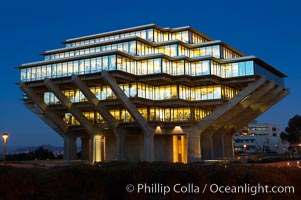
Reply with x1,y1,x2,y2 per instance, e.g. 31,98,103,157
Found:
2,133,8,162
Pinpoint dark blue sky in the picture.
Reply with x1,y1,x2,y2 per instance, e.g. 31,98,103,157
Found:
0,0,300,148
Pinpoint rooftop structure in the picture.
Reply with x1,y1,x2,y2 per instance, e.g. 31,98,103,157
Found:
19,24,289,163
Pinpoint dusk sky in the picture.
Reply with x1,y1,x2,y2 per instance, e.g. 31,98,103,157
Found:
0,0,300,149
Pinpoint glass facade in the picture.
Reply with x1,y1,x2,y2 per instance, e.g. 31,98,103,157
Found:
210,60,254,78
254,62,284,86
221,46,241,59
45,40,239,61
21,54,270,82
45,41,137,60
63,107,212,125
44,83,239,104
65,27,209,48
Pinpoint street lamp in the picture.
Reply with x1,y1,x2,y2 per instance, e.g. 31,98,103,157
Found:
243,144,247,152
243,144,247,161
274,144,278,153
2,133,8,162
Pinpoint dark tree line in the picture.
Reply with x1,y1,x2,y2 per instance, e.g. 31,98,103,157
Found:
281,114,301,144
6,146,60,161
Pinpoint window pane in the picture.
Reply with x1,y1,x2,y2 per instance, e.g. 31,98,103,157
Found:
56,63,62,77
103,56,108,71
109,55,116,70
146,59,153,74
67,62,73,76
181,31,189,43
154,58,161,73
21,69,27,81
91,58,97,72
84,59,90,74
130,83,137,97
202,61,210,75
129,41,136,54
96,57,102,72
62,62,68,76
79,60,85,74
195,62,202,75
231,63,239,77
238,62,246,76
246,61,254,75
147,29,153,41
212,45,220,58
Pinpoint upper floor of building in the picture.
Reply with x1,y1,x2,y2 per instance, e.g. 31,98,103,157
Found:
19,24,287,87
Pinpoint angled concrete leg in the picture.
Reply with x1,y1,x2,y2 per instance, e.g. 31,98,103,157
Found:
190,76,266,135
101,71,155,162
223,132,234,160
19,82,68,135
188,135,201,162
81,138,89,160
72,75,119,129
201,134,214,160
64,136,77,161
44,78,96,136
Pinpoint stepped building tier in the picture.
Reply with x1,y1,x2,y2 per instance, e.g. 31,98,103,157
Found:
19,24,289,163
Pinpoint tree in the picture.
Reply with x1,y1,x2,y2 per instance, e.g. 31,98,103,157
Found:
6,146,55,161
282,115,301,144
32,146,55,160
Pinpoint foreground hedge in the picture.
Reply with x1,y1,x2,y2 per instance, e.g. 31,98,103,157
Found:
0,162,300,200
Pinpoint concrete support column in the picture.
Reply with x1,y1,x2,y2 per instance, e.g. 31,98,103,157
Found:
64,136,77,161
89,137,95,163
144,134,154,162
212,131,225,160
81,138,90,160
201,134,214,160
187,135,201,162
223,132,234,160
116,130,126,160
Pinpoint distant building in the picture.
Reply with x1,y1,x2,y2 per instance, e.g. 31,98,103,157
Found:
234,122,289,154
19,24,288,163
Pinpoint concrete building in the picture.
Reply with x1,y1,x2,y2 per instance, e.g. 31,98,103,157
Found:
18,24,289,163
233,122,289,154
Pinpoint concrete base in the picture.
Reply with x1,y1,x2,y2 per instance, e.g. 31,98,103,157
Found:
187,135,201,162
223,132,234,160
80,138,89,160
154,135,173,162
201,134,213,160
212,131,225,160
64,136,77,160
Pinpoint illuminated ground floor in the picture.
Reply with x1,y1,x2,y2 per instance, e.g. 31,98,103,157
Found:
67,133,189,163
65,129,235,163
